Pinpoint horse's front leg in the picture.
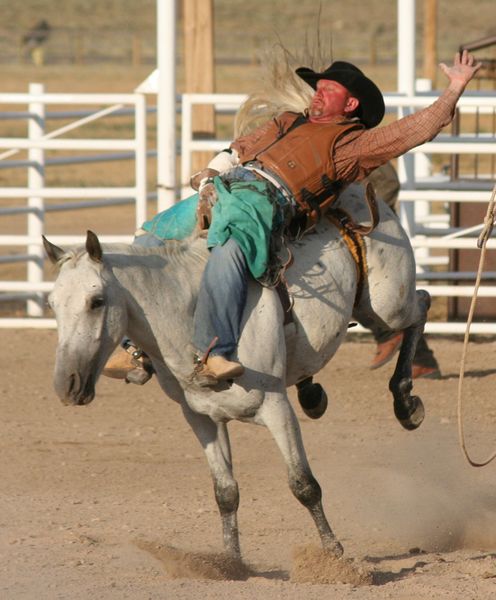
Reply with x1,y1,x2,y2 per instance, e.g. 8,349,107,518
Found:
181,402,241,559
259,391,343,557
295,377,328,420
389,289,430,431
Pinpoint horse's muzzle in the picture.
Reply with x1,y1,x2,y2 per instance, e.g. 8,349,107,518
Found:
55,371,95,406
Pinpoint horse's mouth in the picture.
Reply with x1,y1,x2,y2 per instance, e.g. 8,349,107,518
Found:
58,372,96,406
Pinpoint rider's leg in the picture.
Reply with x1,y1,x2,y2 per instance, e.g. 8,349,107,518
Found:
103,230,164,383
411,334,441,379
367,322,404,370
362,163,440,377
193,238,247,381
366,320,440,378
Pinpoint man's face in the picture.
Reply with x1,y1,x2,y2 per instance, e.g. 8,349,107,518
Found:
308,79,359,123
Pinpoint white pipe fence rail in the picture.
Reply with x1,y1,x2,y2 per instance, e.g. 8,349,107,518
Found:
0,84,148,325
1,87,496,333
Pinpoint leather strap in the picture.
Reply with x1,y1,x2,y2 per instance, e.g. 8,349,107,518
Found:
275,280,294,326
326,209,368,306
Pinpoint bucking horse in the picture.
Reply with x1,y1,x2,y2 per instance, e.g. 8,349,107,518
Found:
42,183,429,578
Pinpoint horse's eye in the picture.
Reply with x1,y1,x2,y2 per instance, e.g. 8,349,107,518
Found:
90,296,105,310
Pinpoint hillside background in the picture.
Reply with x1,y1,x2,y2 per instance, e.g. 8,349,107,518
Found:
0,0,495,94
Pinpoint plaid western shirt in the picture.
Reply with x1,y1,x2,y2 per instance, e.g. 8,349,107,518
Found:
333,87,459,182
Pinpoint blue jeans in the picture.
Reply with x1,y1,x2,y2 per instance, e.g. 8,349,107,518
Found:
133,230,248,359
192,238,248,358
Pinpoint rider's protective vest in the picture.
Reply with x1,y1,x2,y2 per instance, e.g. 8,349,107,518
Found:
231,112,364,216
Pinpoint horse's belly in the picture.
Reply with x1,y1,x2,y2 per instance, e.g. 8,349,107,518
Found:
284,244,357,384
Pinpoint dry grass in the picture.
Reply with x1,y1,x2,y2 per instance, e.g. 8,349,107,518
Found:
3,0,496,75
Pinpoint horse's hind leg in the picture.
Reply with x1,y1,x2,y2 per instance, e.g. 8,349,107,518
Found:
181,403,241,559
389,289,430,431
260,392,343,557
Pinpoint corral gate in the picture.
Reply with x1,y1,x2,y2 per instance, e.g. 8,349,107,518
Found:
0,85,148,327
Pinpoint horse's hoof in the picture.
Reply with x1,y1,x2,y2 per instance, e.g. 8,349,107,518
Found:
329,539,344,558
394,395,425,431
297,382,328,419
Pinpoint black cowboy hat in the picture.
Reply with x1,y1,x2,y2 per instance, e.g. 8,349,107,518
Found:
295,61,385,128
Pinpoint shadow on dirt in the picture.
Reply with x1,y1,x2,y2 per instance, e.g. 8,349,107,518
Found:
364,550,496,585
435,368,496,380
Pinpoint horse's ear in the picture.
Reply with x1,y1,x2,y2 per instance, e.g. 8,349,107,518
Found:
86,230,103,263
42,235,65,265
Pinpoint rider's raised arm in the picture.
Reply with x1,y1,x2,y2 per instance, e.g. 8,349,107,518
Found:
333,50,482,181
440,49,482,95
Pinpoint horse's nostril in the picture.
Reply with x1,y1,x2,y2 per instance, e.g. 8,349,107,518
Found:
68,373,77,395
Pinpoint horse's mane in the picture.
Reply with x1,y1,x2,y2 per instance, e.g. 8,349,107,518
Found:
103,234,209,271
234,34,332,137
58,234,208,274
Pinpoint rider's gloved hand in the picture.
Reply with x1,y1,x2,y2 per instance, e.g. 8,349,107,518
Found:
199,177,217,206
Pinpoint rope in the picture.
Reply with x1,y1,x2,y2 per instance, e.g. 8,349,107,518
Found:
457,182,496,467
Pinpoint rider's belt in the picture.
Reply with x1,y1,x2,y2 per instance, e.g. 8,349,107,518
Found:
243,163,294,205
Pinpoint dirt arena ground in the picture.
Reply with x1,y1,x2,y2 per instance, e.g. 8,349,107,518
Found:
2,330,496,599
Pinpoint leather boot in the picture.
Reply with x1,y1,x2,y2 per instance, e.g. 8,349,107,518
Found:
103,345,153,385
412,363,441,379
194,355,244,386
205,355,244,380
370,332,403,370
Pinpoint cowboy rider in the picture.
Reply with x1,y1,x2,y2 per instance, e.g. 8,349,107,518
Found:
104,50,481,389
189,50,481,384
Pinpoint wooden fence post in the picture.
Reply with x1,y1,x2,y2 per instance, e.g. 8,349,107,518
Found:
423,0,437,86
183,0,216,175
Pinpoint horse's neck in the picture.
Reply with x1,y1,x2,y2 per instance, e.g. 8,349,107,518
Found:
107,242,206,375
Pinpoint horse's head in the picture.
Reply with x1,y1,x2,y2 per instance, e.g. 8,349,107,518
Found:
43,231,128,406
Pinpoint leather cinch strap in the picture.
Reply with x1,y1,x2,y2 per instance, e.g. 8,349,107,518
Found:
326,208,368,306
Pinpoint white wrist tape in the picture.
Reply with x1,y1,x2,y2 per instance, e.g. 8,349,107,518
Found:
207,149,239,173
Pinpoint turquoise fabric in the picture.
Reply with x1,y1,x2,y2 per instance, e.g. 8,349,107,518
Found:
140,177,275,279
206,177,274,279
141,193,199,240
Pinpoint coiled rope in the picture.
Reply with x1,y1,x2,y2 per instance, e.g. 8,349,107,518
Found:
457,183,496,467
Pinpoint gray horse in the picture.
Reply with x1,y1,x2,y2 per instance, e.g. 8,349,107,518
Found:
43,184,429,563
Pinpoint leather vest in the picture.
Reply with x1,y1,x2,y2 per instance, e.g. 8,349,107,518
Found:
231,112,363,215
